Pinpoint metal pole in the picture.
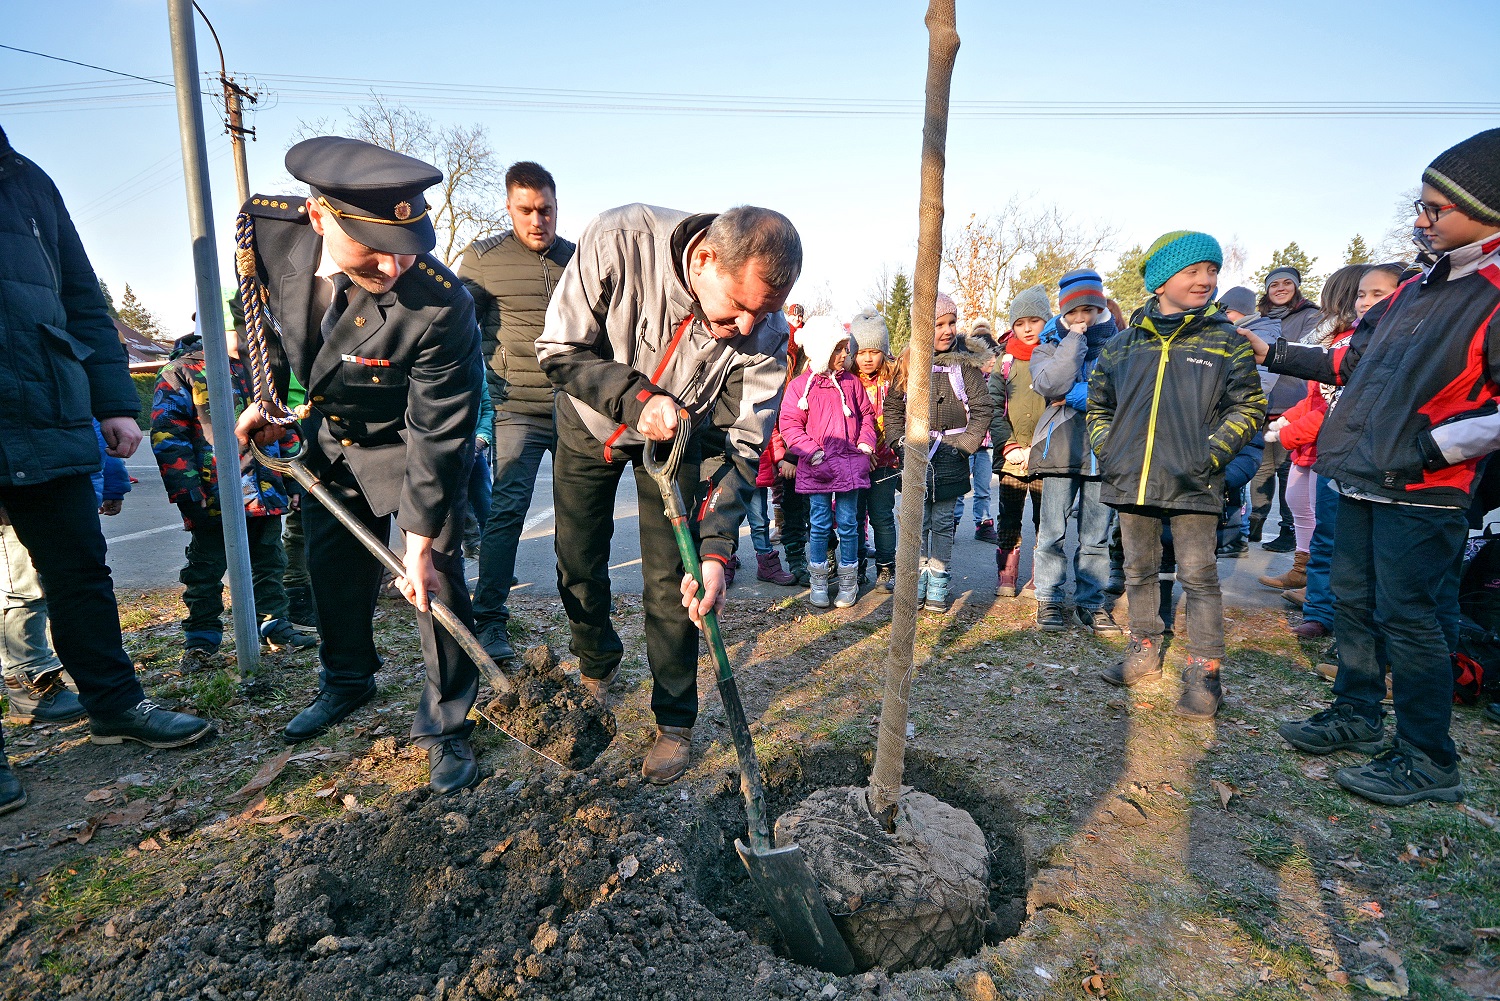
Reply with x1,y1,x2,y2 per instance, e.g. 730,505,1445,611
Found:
168,0,261,677
225,85,250,205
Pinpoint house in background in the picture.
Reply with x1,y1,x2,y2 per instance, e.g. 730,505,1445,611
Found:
116,318,170,374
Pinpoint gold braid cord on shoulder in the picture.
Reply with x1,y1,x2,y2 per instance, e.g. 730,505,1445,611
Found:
235,211,305,425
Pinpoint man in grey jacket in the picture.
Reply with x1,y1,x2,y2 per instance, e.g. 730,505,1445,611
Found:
536,203,799,784
458,162,575,662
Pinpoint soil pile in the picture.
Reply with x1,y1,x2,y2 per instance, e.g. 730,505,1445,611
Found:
482,645,616,771
775,786,990,972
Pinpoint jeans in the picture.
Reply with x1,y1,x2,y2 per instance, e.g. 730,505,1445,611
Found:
1034,476,1112,610
857,466,899,566
463,446,492,551
1302,475,1339,627
746,487,772,555
473,416,555,632
0,522,62,680
808,491,860,566
921,496,957,573
953,449,993,525
180,515,289,649
553,430,703,728
1120,510,1224,659
1330,495,1467,766
0,474,144,717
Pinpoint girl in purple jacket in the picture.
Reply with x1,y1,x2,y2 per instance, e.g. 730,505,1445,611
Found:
779,316,877,609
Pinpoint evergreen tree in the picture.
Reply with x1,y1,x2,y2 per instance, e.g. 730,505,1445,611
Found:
117,284,163,340
98,279,119,318
877,269,913,355
1344,234,1372,265
1104,245,1147,316
1252,242,1322,303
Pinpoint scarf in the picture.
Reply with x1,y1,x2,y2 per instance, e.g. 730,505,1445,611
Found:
1005,336,1036,361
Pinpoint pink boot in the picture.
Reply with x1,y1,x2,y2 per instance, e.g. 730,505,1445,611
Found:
756,551,798,586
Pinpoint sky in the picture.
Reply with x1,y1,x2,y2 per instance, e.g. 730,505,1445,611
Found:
4,0,1499,338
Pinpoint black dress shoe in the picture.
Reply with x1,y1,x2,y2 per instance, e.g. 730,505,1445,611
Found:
283,683,376,744
479,624,515,663
0,758,26,816
90,699,215,748
428,737,479,794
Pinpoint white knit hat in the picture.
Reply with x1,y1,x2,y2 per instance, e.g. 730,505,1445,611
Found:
795,315,854,416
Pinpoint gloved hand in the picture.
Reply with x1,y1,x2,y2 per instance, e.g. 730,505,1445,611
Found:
1064,381,1089,412
810,449,826,466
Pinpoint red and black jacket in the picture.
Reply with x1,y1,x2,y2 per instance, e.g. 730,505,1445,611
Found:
1267,236,1500,508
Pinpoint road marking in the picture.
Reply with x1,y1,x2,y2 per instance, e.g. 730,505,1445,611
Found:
106,524,180,544
522,506,553,535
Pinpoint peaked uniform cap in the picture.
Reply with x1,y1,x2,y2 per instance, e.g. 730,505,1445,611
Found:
286,136,443,255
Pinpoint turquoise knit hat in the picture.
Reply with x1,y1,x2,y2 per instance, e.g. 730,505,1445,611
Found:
1141,231,1223,293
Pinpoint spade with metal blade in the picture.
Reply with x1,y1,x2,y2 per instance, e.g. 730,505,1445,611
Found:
642,419,855,975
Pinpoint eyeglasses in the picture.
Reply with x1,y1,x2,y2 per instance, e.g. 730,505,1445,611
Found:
1413,198,1458,225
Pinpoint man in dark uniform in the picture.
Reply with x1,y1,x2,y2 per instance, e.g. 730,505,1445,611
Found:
234,137,485,793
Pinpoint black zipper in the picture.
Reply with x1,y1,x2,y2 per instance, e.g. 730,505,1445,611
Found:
31,218,59,293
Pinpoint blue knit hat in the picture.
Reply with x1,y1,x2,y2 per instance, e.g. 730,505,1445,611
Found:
1141,231,1224,293
1058,268,1106,315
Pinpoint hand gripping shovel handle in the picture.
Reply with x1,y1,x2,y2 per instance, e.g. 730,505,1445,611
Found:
642,421,773,853
247,440,512,697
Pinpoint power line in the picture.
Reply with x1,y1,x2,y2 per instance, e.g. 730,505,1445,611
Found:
0,43,172,88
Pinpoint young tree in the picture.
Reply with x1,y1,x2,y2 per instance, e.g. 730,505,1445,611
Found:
1252,242,1322,303
1344,234,1373,265
1104,245,1147,316
117,284,163,340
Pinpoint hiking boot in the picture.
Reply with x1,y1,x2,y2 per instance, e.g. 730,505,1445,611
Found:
1335,740,1463,806
0,756,24,816
1175,657,1223,718
580,665,621,712
260,618,318,653
876,563,895,591
178,647,219,674
1262,529,1297,553
1216,536,1249,558
90,699,215,749
1282,587,1307,608
835,562,860,608
756,551,797,586
1277,703,1385,755
283,682,376,744
1290,619,1330,640
1101,635,1163,686
1259,551,1308,589
4,670,86,725
922,571,950,613
1037,602,1068,632
642,725,692,784
479,623,515,663
808,561,832,608
974,519,999,544
428,736,479,794
995,547,1020,597
1079,606,1122,635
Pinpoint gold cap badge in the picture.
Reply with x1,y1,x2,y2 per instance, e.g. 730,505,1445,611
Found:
393,201,412,221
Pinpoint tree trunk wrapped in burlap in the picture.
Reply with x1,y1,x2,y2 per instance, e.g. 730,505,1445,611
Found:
774,785,990,972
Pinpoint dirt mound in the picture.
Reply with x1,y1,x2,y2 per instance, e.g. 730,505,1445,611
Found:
482,645,616,771
776,786,990,972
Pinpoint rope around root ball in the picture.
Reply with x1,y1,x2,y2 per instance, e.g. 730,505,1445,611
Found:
774,785,990,972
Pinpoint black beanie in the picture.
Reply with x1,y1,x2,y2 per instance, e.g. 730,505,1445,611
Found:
1424,128,1500,226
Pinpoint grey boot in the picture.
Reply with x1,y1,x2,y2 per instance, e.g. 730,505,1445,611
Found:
834,562,860,608
809,561,832,608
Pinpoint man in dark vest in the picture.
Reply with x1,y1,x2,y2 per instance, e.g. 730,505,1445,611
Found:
234,136,485,794
458,162,575,662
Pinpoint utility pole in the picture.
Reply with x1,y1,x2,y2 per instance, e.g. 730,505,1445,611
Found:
168,0,262,678
191,0,257,205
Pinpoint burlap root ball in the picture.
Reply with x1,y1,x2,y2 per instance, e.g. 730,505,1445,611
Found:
774,785,990,972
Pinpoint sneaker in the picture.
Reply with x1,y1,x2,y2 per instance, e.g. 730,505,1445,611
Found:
1079,606,1122,635
4,670,87,725
260,618,318,653
1335,740,1463,806
974,520,999,544
1216,538,1249,558
1101,635,1163,686
90,699,215,749
875,564,895,591
1277,704,1385,755
1037,602,1068,633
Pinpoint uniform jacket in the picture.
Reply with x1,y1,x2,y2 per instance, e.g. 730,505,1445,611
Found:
0,126,139,487
1267,236,1500,509
779,369,877,494
238,195,482,539
150,335,294,531
1087,299,1267,514
535,203,788,563
1026,315,1117,478
883,346,993,502
457,230,575,421
988,343,1045,478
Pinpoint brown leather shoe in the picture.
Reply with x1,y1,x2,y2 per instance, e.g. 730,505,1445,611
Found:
580,666,620,711
642,725,692,785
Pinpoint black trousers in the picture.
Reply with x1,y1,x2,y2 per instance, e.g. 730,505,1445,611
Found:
1330,496,1466,766
302,461,477,749
0,474,143,717
553,430,702,728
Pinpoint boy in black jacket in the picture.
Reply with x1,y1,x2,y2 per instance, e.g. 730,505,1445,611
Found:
1087,231,1266,718
1243,129,1500,806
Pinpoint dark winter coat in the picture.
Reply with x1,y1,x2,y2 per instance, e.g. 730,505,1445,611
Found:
884,346,993,502
1263,297,1320,413
1087,299,1267,515
0,126,139,487
1267,237,1500,509
457,231,575,421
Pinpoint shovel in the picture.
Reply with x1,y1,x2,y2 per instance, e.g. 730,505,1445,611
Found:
642,419,855,975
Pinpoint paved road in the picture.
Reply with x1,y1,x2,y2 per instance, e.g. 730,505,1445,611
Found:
105,455,1292,612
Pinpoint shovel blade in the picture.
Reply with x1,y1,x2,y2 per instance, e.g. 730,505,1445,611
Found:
736,838,856,975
